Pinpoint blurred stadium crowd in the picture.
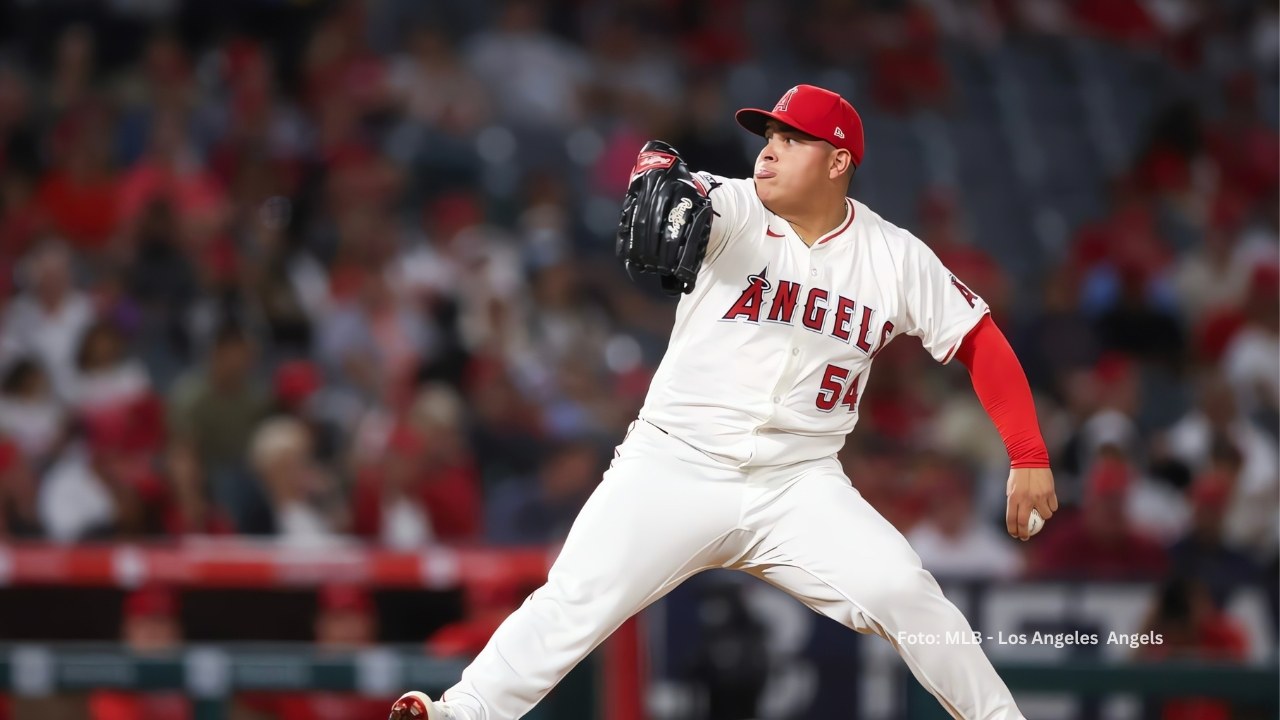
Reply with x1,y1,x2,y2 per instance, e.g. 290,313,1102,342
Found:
0,0,1276,687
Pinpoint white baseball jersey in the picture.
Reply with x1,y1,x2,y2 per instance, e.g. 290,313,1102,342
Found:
639,173,990,468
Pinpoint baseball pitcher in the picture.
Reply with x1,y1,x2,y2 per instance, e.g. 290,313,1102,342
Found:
392,84,1058,720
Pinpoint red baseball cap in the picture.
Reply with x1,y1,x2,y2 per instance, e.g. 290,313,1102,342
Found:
736,85,865,166
1086,458,1131,499
124,585,180,620
318,583,373,615
273,360,322,408
1190,471,1233,510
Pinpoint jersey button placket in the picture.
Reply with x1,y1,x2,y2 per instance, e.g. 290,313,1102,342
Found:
769,317,807,412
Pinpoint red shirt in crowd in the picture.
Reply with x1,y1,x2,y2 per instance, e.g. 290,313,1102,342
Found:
35,171,120,250
1027,510,1169,580
351,429,483,543
237,693,390,720
88,691,190,720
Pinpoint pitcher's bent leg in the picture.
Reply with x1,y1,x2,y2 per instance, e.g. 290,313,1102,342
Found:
444,426,747,720
739,466,1024,720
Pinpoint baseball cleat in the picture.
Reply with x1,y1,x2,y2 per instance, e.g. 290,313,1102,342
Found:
389,690,449,719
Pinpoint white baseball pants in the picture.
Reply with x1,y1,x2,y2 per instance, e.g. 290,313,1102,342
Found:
441,420,1024,719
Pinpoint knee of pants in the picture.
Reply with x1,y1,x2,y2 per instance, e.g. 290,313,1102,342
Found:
854,566,939,625
523,575,631,638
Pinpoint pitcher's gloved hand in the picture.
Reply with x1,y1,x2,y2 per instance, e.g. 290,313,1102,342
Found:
616,140,714,295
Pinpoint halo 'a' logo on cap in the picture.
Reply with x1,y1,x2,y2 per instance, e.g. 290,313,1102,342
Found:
774,86,799,112
834,127,845,139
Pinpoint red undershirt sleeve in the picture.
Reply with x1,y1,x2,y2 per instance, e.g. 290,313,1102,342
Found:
952,315,1051,469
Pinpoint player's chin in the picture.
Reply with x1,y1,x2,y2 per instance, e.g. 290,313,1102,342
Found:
752,177,781,200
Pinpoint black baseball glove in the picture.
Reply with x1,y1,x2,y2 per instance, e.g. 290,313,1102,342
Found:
616,140,714,295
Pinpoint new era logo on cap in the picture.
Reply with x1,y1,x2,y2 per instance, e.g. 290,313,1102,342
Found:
735,84,865,167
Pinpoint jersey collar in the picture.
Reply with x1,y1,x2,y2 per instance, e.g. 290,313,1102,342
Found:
814,198,856,246
765,198,857,249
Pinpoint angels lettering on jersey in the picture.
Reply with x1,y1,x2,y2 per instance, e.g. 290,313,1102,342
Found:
721,265,897,358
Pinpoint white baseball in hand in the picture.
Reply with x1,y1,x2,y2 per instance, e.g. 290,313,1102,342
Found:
1027,508,1044,537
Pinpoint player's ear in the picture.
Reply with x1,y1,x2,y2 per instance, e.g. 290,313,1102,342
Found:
829,148,853,182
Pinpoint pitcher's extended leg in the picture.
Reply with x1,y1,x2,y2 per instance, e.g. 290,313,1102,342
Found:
444,423,748,720
738,463,1024,720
